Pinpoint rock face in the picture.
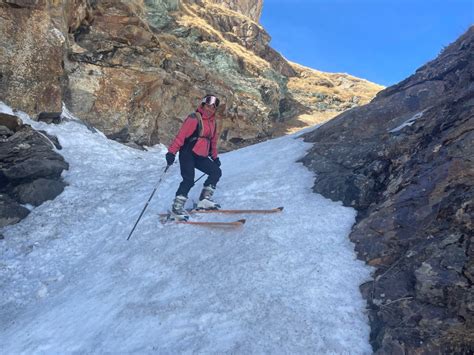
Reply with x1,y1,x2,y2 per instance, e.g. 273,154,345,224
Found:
195,0,263,22
0,113,68,227
0,0,381,151
302,27,474,353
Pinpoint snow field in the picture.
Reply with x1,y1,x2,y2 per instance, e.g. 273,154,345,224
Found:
1,103,372,354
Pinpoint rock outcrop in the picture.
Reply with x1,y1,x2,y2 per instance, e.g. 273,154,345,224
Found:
0,0,382,151
302,27,473,353
0,113,68,227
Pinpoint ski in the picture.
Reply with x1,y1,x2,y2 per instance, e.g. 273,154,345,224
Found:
159,206,283,217
177,219,246,227
191,206,284,214
160,216,246,227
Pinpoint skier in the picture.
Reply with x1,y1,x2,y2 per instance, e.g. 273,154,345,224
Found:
165,94,222,220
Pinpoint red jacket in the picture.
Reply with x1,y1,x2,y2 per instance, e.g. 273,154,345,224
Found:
168,106,218,159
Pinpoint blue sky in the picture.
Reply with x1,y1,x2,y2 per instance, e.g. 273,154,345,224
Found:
260,0,473,86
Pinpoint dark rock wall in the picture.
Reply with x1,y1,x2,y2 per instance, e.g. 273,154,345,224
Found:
302,27,473,353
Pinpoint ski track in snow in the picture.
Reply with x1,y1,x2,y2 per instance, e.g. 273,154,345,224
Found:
0,103,373,354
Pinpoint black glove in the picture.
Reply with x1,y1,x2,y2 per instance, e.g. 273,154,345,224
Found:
166,152,175,166
213,157,221,167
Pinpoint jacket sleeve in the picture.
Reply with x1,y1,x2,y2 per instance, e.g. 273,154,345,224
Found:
168,116,198,154
210,122,218,160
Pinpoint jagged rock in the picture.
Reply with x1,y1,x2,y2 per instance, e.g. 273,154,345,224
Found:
194,3,296,77
207,0,263,22
0,193,30,228
0,2,66,114
0,0,381,151
302,27,474,353
3,0,43,9
0,112,23,131
106,127,129,143
0,124,68,182
1,126,68,181
0,119,68,226
37,112,62,124
38,130,62,150
0,125,13,138
13,178,66,206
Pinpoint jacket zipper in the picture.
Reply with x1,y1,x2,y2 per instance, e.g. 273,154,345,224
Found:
206,119,210,155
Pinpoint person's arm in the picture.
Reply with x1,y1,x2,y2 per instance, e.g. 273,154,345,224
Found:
168,116,198,154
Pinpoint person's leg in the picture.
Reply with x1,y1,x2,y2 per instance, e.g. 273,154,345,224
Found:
175,150,196,197
170,150,195,220
195,157,222,209
194,157,222,187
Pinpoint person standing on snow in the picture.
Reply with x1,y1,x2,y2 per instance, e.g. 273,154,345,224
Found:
165,94,222,220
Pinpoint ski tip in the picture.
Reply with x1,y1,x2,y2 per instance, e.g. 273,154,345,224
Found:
277,207,284,211
238,219,246,224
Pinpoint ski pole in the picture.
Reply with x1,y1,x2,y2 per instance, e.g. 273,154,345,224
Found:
194,157,217,183
194,173,205,184
127,165,170,241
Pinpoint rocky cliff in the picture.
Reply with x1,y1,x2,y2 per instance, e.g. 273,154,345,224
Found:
0,0,382,152
302,27,473,353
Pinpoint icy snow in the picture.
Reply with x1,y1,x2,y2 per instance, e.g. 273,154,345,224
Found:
389,111,424,133
1,102,372,354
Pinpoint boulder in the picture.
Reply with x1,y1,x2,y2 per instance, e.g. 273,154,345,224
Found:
1,126,68,182
0,120,68,226
0,112,23,131
0,193,30,228
13,178,66,206
0,125,14,138
37,112,62,124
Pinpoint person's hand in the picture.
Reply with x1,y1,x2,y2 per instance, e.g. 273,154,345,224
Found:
166,152,175,166
213,157,221,167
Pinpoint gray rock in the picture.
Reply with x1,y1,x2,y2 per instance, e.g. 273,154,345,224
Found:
13,178,66,206
0,121,68,226
0,125,68,182
0,193,30,227
38,130,62,150
37,112,62,124
2,155,68,181
0,125,13,137
3,0,42,9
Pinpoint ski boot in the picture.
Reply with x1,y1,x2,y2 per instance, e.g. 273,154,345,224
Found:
169,195,190,221
196,185,221,210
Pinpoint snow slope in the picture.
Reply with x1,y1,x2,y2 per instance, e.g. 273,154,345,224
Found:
1,103,372,354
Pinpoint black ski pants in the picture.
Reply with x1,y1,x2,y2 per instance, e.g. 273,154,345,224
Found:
175,149,222,197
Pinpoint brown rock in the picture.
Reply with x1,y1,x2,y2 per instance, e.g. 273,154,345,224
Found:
1,0,381,151
0,3,66,114
0,113,23,131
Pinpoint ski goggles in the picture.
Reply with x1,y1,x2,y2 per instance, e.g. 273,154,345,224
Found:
202,95,220,107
